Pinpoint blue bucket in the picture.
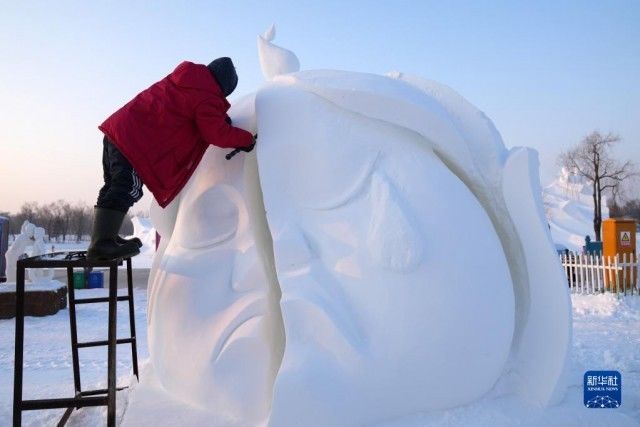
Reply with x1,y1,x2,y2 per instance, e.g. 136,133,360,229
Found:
87,271,104,289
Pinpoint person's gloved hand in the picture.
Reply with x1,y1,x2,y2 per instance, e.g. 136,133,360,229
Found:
225,135,257,160
239,135,257,153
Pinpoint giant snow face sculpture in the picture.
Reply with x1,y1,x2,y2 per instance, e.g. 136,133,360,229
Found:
147,27,571,427
257,84,517,426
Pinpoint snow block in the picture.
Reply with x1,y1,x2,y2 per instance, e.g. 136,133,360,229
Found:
0,281,67,319
143,35,572,425
502,147,571,406
147,147,282,425
257,84,514,427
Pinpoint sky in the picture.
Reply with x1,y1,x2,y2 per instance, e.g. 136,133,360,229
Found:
1,0,639,213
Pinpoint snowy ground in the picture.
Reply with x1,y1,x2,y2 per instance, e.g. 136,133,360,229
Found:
569,293,640,420
1,291,639,426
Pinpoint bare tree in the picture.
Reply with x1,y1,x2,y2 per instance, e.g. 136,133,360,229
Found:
44,202,60,241
609,198,640,222
7,201,94,242
559,131,637,241
59,200,72,242
70,204,92,242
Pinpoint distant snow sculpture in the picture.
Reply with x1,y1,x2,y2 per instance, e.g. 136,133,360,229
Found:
27,226,54,283
147,27,571,426
6,222,54,283
5,221,35,283
544,167,609,252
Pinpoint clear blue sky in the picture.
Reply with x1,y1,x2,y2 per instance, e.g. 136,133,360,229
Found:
1,0,638,213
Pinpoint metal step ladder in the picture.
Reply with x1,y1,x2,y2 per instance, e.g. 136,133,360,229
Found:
13,251,139,427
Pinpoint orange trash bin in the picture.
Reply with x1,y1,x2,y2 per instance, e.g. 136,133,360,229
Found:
602,218,637,292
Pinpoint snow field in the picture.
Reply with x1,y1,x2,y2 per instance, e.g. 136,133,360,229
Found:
0,288,148,426
2,291,636,426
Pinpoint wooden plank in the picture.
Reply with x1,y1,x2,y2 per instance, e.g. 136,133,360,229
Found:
598,254,604,293
615,255,620,296
589,254,596,294
623,253,628,296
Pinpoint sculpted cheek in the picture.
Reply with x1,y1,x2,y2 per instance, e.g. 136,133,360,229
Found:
173,184,241,249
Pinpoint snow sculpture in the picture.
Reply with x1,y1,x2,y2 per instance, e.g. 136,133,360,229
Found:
147,149,283,425
258,84,514,426
27,227,54,283
5,221,35,283
147,28,571,426
544,167,609,252
257,24,300,80
126,216,156,268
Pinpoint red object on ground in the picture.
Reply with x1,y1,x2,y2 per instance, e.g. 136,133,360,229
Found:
99,61,254,208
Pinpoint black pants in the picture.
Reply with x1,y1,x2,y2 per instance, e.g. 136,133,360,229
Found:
96,136,144,212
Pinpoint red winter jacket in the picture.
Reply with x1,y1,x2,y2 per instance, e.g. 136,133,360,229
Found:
99,61,254,208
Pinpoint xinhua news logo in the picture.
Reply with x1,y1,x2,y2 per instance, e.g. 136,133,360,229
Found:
584,371,621,408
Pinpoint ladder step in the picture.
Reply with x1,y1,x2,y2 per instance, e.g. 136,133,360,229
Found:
78,387,127,397
74,295,130,304
77,338,135,348
21,396,108,410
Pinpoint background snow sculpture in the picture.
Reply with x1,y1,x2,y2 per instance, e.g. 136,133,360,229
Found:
27,226,54,283
124,216,156,268
543,167,609,252
147,28,571,426
5,220,35,283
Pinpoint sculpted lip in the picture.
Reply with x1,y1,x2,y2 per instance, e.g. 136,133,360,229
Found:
213,298,267,362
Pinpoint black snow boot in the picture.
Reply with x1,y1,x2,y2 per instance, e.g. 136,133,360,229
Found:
87,208,140,261
116,235,143,248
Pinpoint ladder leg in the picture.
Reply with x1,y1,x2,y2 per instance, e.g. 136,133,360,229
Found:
126,258,139,380
13,265,26,427
107,264,118,427
66,267,82,396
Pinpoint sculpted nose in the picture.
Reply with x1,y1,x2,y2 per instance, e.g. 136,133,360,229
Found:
366,172,424,272
272,223,316,277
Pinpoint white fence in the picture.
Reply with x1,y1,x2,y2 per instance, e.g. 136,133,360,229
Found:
559,253,639,295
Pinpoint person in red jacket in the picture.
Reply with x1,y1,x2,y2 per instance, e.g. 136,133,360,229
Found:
88,57,255,261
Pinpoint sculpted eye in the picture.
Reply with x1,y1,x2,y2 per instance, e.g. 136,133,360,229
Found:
256,84,383,212
307,153,379,211
270,140,379,211
173,184,241,249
